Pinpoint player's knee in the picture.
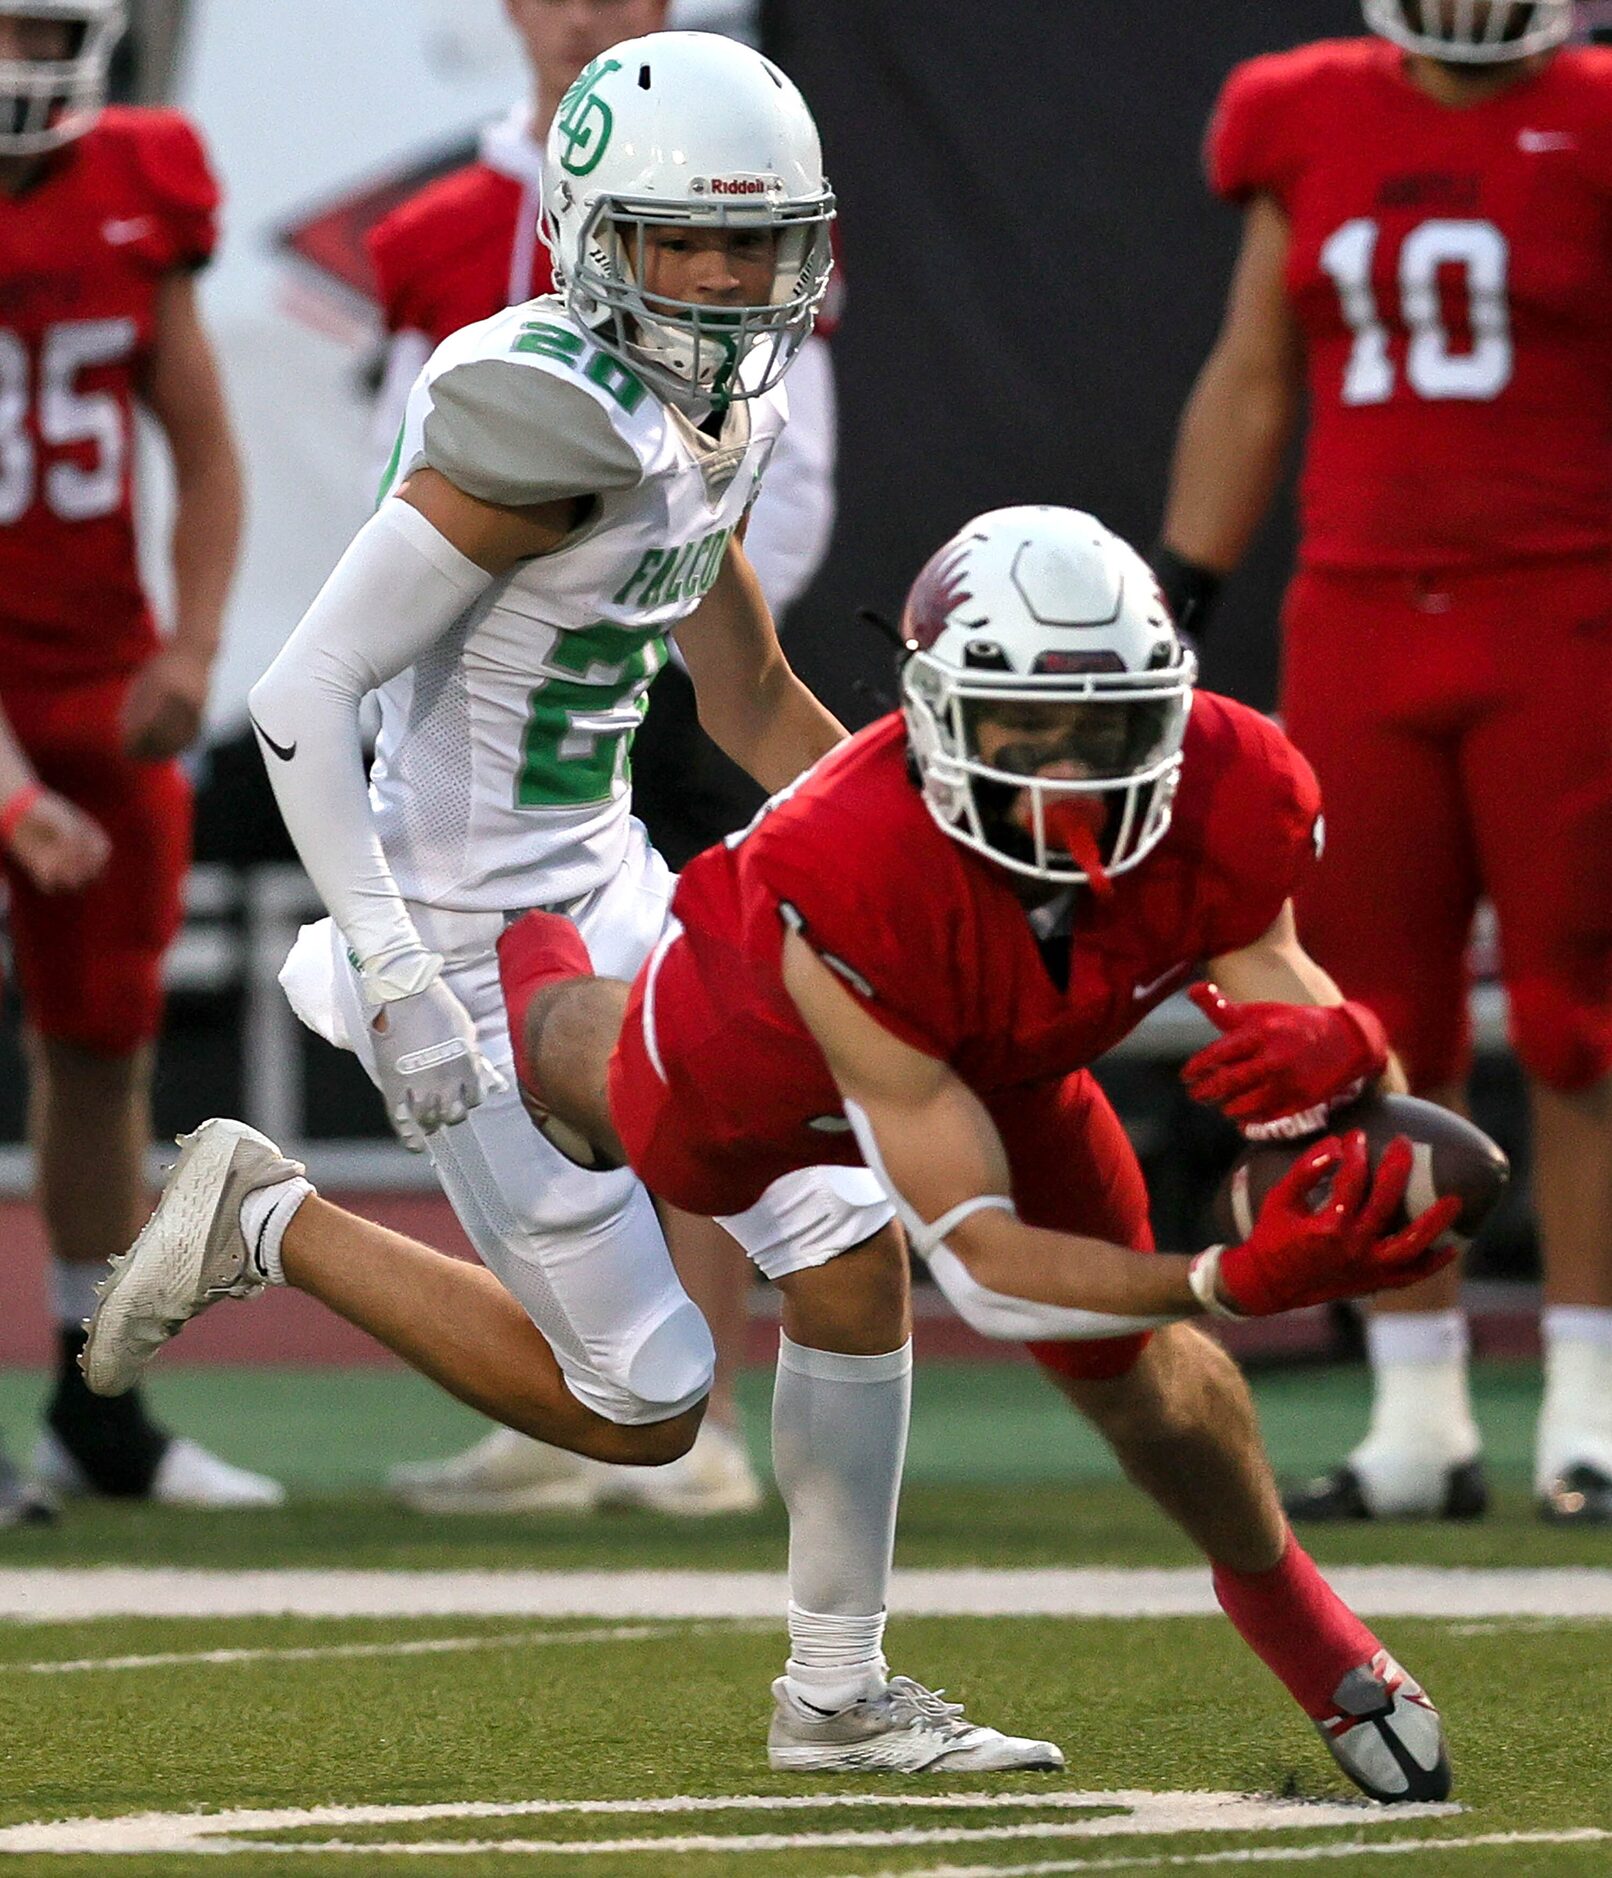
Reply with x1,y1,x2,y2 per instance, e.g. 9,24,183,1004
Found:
1508,978,1612,1093
616,1294,715,1422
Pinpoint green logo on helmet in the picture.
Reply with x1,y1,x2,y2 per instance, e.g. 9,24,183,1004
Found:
556,57,622,177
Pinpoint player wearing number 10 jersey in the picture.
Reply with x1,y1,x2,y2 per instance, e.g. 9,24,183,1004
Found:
1159,0,1612,1525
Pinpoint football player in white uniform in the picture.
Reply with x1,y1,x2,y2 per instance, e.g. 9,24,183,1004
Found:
86,36,1063,1775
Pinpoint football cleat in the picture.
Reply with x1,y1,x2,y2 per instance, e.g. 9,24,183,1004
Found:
33,1427,283,1508
768,1675,1065,1774
1538,1463,1612,1525
599,1419,765,1517
81,1120,306,1398
1315,1650,1451,1804
1283,1459,1488,1523
389,1426,613,1516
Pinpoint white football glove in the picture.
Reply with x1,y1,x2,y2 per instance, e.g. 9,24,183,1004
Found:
365,956,506,1152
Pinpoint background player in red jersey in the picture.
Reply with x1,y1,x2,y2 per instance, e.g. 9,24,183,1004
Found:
0,0,274,1512
1156,0,1612,1524
366,0,842,1520
88,509,1460,1799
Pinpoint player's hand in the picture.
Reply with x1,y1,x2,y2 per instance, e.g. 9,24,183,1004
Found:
3,788,112,893
369,973,507,1152
1194,1130,1460,1318
1182,983,1389,1140
121,643,213,760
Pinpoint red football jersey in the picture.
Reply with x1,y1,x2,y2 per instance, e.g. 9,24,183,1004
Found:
643,694,1321,1205
0,107,218,687
368,113,845,350
1210,39,1612,572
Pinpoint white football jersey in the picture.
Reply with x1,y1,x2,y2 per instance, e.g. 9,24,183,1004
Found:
369,296,785,911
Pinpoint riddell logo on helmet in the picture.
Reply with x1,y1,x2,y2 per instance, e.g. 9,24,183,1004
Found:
710,176,769,196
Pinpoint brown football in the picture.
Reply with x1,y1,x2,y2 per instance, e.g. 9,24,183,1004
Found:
1211,1093,1510,1245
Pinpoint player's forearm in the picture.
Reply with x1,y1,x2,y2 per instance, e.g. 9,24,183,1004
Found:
704,662,845,795
950,1211,1198,1323
168,436,244,662
0,703,36,800
250,502,492,990
1161,345,1298,574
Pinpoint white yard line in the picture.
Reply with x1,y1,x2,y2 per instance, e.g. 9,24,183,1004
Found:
2,1565,1611,1625
844,1830,1612,1876
5,1619,770,1676
0,1793,1458,1858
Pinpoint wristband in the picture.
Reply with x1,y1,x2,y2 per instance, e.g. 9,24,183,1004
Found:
1187,1246,1246,1320
1150,545,1224,643
0,780,44,848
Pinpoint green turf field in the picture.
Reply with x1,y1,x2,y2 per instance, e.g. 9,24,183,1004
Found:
0,1359,1608,1874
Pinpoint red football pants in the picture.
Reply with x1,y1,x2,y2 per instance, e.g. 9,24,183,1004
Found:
1282,559,1612,1093
1,676,191,1055
991,1072,1158,1383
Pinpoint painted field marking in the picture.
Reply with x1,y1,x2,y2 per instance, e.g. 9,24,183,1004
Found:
6,1618,770,1677
2,1565,1611,1624
845,1827,1612,1876
0,1792,1458,1858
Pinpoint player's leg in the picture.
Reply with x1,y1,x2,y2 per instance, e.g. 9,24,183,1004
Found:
725,1172,1064,1774
1281,571,1486,1520
1459,560,1612,1517
83,1120,704,1465
5,706,280,1507
1011,1076,1448,1802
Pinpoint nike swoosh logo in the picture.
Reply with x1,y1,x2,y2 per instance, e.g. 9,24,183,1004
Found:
1132,965,1190,1004
1518,130,1576,153
102,216,156,245
251,715,297,762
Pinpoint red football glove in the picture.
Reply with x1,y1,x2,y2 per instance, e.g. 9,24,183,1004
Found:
1182,983,1390,1140
1191,1130,1461,1319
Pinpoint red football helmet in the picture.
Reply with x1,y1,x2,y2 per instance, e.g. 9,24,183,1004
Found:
0,0,124,155
1363,0,1572,63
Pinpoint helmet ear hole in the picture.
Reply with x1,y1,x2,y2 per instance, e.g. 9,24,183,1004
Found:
638,63,651,90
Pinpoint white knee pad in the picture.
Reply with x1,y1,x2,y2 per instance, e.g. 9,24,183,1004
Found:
618,1294,716,1419
926,1245,1177,1343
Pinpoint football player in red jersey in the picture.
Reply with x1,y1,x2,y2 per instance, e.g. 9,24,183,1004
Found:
0,0,276,1514
366,0,841,1521
89,509,1460,1798
1157,0,1612,1524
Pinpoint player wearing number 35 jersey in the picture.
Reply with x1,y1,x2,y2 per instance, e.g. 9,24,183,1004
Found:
1159,1,1612,1525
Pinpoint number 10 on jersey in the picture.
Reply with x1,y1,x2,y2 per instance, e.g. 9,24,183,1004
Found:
1320,216,1513,405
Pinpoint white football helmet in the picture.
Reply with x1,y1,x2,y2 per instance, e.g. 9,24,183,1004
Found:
540,32,834,413
0,0,123,155
901,507,1196,887
1363,0,1572,63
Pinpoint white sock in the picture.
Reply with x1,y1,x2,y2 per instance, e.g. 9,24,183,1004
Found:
1538,1308,1612,1487
772,1332,911,1712
238,1178,314,1287
50,1258,107,1330
1351,1310,1480,1513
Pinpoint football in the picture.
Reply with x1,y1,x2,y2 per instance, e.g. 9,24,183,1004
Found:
1211,1093,1510,1245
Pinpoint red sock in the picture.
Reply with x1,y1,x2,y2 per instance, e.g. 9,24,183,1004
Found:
495,911,595,1095
1212,1532,1381,1719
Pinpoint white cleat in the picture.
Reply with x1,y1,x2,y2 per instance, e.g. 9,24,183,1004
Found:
389,1426,613,1515
1316,1650,1452,1803
599,1420,765,1517
32,1427,285,1508
768,1675,1065,1774
82,1120,307,1398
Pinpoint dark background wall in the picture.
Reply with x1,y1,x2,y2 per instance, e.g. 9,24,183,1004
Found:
764,0,1359,722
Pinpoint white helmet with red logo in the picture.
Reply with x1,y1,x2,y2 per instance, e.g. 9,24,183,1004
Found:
1363,0,1572,63
0,0,124,155
901,507,1196,887
540,32,835,413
